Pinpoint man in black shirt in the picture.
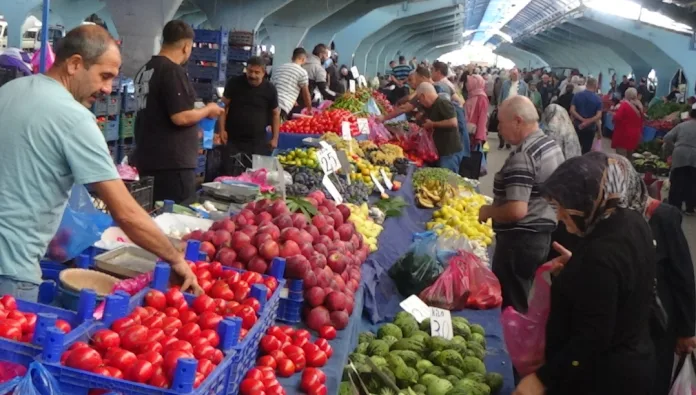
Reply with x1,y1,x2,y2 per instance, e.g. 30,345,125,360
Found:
221,56,280,176
133,20,224,203
618,75,630,98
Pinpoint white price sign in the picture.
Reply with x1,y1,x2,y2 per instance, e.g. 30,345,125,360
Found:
357,118,369,135
430,307,453,340
370,173,385,194
380,168,393,190
399,295,430,323
341,121,352,141
349,80,356,93
322,175,343,204
317,146,341,174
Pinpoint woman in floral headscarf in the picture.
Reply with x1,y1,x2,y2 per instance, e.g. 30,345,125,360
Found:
465,74,489,147
540,104,582,160
513,152,656,395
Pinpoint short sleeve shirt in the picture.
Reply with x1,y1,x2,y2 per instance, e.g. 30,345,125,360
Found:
571,90,602,120
492,130,564,233
224,76,278,143
0,75,119,284
270,63,308,114
424,97,462,157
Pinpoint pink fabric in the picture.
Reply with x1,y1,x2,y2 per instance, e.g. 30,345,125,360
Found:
465,75,490,144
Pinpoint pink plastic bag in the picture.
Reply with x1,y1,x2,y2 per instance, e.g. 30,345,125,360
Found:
465,255,502,309
419,252,472,311
0,361,27,385
214,169,275,193
501,263,554,377
92,271,153,319
30,45,56,73
591,138,603,152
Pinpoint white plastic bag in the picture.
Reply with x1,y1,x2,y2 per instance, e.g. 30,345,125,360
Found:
669,353,696,395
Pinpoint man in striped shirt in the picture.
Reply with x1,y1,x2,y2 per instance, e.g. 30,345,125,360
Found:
478,95,564,313
270,48,313,120
390,56,412,84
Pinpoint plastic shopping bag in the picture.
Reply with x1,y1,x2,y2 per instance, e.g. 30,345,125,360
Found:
30,45,55,73
93,271,154,319
365,97,382,116
0,361,27,386
591,138,603,152
501,263,554,377
0,361,61,395
669,353,696,395
46,185,112,262
388,231,445,297
419,252,472,311
411,128,439,162
465,253,502,309
199,116,216,150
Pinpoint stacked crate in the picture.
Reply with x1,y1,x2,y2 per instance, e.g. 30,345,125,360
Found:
118,90,137,163
189,27,229,100
226,30,254,80
92,85,121,163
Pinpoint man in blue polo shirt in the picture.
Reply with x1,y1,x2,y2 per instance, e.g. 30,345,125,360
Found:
570,77,602,154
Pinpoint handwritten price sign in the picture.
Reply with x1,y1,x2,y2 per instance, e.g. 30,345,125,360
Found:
430,307,453,340
399,295,430,323
317,147,341,174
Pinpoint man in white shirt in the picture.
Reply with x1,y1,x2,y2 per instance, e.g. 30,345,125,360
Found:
271,48,313,120
498,68,529,149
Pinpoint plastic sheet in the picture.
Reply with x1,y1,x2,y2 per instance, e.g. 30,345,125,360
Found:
214,168,276,193
93,271,153,319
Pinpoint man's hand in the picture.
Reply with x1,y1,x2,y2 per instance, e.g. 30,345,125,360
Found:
478,205,492,223
549,242,572,275
170,257,203,295
513,373,545,395
676,337,696,355
219,130,228,145
206,103,225,118
423,119,434,130
269,137,279,150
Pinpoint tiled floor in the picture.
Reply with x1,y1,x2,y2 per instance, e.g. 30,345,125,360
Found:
479,134,696,264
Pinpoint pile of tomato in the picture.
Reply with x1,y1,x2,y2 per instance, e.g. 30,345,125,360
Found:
190,259,279,305
0,295,71,342
59,275,272,391
280,109,360,136
239,325,332,395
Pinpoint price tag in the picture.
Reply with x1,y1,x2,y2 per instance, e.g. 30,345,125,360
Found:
322,175,343,204
337,150,352,185
380,168,393,190
370,173,386,194
681,111,689,120
357,118,369,135
399,295,430,323
351,66,360,78
317,146,341,174
349,80,356,93
430,307,453,340
341,121,352,141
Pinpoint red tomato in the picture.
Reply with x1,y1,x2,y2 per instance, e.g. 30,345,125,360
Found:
0,320,21,340
191,295,216,314
222,270,241,283
307,383,327,395
130,306,150,322
149,373,170,388
274,332,291,348
266,384,286,395
245,367,264,381
126,359,154,383
210,281,234,301
268,350,287,363
211,348,224,364
240,328,249,340
267,326,283,337
300,368,323,391
7,311,27,332
111,317,136,333
0,310,8,320
198,311,223,331
304,367,326,384
0,295,17,310
257,355,277,369
318,326,336,340
196,261,210,271
165,288,186,308
194,372,205,388
280,326,294,336
276,358,295,378
302,343,320,355
292,336,308,348
92,329,120,352
66,347,102,371
69,341,90,351
161,317,182,336
306,349,327,367
242,298,261,314
264,277,279,292
241,271,263,285
214,298,227,314
314,338,330,352
103,347,124,361
162,350,193,379
144,290,167,311
282,344,304,361
138,350,164,367
201,279,214,294
179,310,198,324
142,315,164,329
160,335,178,348
149,341,164,354
163,307,179,318
294,329,311,341
209,261,224,279
144,306,160,316
93,366,112,377
236,305,257,330
263,377,280,389
232,282,251,303
119,324,148,351
239,378,265,395
107,349,137,373
23,313,37,332
60,350,71,365
197,358,215,378
197,269,212,282
164,340,193,354
200,329,220,348
193,343,215,360
178,322,201,342
260,335,282,354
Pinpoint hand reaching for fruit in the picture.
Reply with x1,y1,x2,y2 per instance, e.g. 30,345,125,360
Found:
170,258,203,296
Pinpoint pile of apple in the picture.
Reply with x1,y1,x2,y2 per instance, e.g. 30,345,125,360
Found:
0,295,72,342
59,284,270,390
182,192,367,334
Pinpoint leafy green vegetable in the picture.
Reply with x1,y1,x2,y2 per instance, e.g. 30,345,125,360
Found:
286,196,317,218
375,196,409,218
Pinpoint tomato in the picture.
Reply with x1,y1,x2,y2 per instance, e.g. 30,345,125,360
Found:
144,290,167,311
104,347,124,361
304,367,326,384
130,306,150,322
165,288,186,308
282,344,304,361
274,332,291,348
209,261,224,278
245,367,264,381
241,271,263,285
196,261,210,271
69,341,90,351
161,316,182,336
210,281,234,301
263,377,280,389
318,326,336,340
164,340,193,354
193,372,205,389
240,378,265,395
111,317,136,333
191,295,216,314
266,384,286,395
293,329,311,341
242,298,261,314
236,305,257,330
264,277,278,292
200,329,220,348
0,320,21,340
314,338,330,352
104,366,124,379
149,373,170,388
142,314,164,329
7,311,27,332
138,350,164,367
302,343,320,355
276,358,295,378
300,368,322,391
179,310,198,324
231,281,251,302
268,350,287,363
292,336,308,348
198,311,223,331
221,270,240,283
307,383,327,395
93,366,112,377
0,310,8,320
178,322,201,342
163,307,180,318
214,298,227,314
126,359,154,383
92,329,120,352
162,350,193,379
280,326,294,336
107,349,137,373
260,335,282,354
60,350,71,365
197,269,212,282
211,348,224,364
0,295,17,310
240,328,249,340
257,355,277,369
23,313,37,332
197,358,215,378
193,343,215,360
119,324,148,351
66,347,102,371
306,349,327,367
160,335,178,348
149,341,164,354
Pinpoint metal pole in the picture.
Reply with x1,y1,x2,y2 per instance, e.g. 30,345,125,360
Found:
39,0,50,73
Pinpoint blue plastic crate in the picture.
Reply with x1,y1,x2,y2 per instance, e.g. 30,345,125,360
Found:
191,47,220,63
119,143,135,163
107,95,121,116
123,94,138,113
188,65,220,81
93,97,108,116
194,28,224,44
276,279,302,323
105,119,119,142
643,126,657,142
192,82,214,100
226,63,245,78
227,48,251,63
197,154,207,168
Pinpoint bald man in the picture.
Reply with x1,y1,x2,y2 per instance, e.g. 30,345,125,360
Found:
0,25,201,299
416,82,463,172
479,95,564,314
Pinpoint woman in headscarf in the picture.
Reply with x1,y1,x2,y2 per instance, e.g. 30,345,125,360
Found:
611,87,644,158
465,74,489,148
555,83,575,113
540,104,582,160
514,152,656,395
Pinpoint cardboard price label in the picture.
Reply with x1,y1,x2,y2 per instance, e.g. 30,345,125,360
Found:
342,121,352,141
317,146,341,174
399,295,430,323
357,118,369,135
322,175,343,204
380,168,393,190
430,307,453,340
370,173,386,194
349,80,356,93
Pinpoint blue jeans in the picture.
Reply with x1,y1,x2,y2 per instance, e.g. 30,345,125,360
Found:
0,277,39,302
454,105,471,158
438,151,464,173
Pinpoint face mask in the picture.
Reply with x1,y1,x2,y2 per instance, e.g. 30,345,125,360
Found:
324,59,333,68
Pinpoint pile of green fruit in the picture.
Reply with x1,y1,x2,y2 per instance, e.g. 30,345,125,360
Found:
340,312,503,395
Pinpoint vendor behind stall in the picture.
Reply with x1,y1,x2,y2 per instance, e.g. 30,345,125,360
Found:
0,25,201,300
415,82,463,172
221,56,280,176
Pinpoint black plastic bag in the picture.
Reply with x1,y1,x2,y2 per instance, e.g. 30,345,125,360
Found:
388,232,444,297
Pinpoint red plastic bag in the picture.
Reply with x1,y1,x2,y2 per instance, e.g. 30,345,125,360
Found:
419,252,472,310
501,263,554,377
92,271,153,319
410,128,439,162
0,361,26,385
465,253,502,309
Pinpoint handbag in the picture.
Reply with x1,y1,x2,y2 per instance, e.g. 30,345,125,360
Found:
488,108,499,132
651,277,669,334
